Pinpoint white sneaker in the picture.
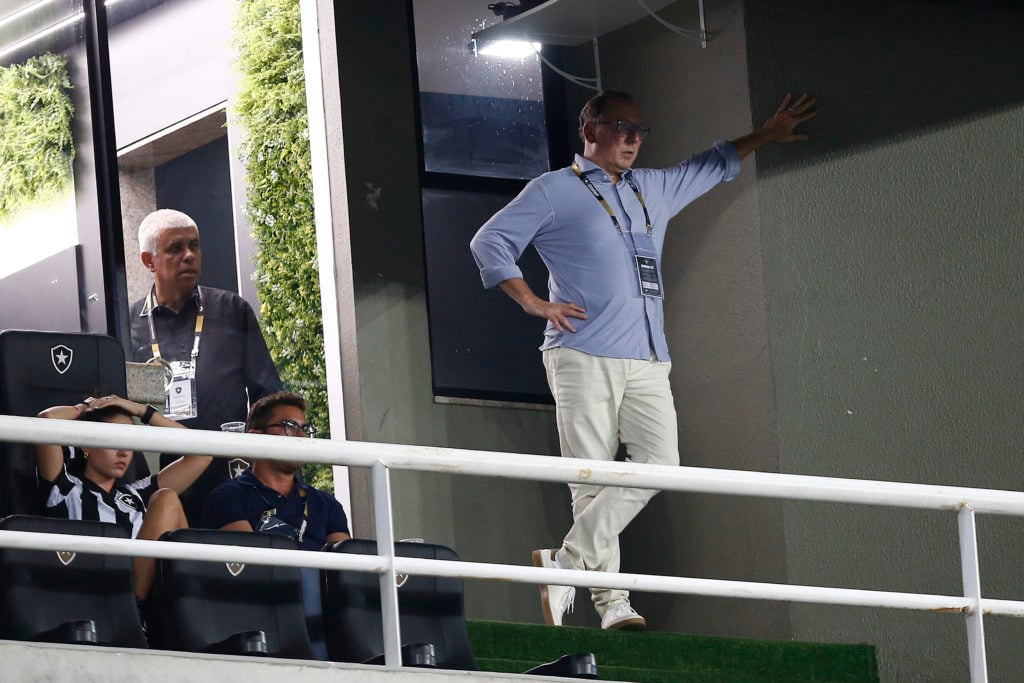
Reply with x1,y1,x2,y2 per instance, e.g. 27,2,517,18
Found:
601,601,646,631
532,549,575,626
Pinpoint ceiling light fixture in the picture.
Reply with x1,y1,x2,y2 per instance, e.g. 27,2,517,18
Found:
469,38,539,59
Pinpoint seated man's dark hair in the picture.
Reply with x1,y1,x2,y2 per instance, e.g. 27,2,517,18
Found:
246,391,308,432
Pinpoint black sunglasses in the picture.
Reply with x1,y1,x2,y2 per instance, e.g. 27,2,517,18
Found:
595,120,651,139
264,419,318,438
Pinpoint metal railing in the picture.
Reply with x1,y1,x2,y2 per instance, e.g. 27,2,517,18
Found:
1,414,1021,681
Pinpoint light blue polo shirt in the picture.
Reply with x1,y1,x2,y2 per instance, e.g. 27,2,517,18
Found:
470,140,740,362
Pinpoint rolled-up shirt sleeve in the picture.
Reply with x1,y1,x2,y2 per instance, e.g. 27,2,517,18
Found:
713,138,741,181
470,179,554,289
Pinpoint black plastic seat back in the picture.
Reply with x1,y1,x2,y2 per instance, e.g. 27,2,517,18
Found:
0,515,147,647
321,539,477,670
0,330,150,516
150,528,314,659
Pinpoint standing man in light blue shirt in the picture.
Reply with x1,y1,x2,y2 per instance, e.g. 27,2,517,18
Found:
471,90,816,631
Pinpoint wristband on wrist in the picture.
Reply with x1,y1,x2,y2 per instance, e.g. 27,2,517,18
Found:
141,404,158,425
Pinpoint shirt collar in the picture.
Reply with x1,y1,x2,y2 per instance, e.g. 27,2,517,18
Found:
238,468,307,495
80,471,120,503
572,154,634,183
139,286,201,318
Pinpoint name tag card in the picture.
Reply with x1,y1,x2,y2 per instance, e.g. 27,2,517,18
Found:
165,360,198,420
635,255,664,298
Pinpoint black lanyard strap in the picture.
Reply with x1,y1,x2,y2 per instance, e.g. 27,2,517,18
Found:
256,484,310,543
571,161,652,237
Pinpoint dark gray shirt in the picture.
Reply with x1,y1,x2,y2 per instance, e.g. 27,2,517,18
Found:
129,285,282,523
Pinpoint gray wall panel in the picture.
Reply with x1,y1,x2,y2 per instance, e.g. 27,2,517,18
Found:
745,0,1024,678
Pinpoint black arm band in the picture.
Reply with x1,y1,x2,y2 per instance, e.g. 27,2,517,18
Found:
141,404,158,425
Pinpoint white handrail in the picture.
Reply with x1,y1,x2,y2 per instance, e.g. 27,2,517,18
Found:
0,414,1015,681
3,415,1023,513
0,529,980,612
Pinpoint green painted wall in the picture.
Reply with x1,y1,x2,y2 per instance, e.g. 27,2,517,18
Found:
745,0,1024,679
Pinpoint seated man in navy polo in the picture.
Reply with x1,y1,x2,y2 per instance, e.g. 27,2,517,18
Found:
202,390,350,657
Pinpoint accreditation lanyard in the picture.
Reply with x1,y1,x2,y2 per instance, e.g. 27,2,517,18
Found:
571,161,652,237
572,162,664,298
297,487,309,543
146,286,204,366
258,485,309,543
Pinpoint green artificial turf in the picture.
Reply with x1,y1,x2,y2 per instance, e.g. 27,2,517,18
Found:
468,620,878,682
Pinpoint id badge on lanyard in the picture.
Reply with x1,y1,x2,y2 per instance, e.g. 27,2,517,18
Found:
147,287,203,421
635,255,664,298
166,360,198,420
632,235,664,299
572,162,663,299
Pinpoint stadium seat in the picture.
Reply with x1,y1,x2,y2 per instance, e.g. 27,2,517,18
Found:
0,330,150,516
148,528,314,659
0,515,147,648
321,539,597,677
321,539,477,669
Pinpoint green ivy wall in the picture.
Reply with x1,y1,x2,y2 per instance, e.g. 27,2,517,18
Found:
0,53,74,224
233,0,330,488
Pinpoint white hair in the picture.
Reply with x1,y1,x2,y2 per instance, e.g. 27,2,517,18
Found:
138,209,199,255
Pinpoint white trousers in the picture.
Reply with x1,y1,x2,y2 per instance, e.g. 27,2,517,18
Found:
543,347,679,615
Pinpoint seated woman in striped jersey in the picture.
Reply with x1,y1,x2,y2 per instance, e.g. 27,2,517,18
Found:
35,394,212,601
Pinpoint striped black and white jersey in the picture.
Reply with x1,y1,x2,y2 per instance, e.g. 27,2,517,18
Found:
42,452,159,538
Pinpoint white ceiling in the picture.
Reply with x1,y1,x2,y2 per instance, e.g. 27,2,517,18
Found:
472,0,679,46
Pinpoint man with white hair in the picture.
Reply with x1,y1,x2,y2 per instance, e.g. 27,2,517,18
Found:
128,208,282,525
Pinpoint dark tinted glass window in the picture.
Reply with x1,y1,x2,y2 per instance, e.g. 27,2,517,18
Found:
413,0,548,179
